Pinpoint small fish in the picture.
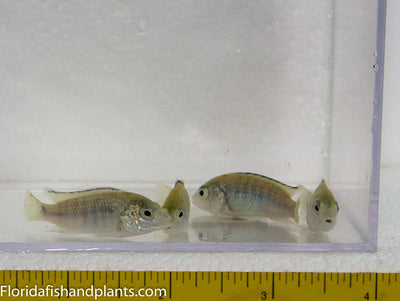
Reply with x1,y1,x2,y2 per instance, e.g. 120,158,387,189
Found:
156,180,190,233
24,188,171,237
306,180,339,232
192,172,302,223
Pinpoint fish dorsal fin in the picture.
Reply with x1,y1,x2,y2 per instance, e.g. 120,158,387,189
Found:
155,184,173,206
235,172,299,196
43,187,126,203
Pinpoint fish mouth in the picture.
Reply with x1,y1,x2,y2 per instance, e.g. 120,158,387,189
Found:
325,219,332,224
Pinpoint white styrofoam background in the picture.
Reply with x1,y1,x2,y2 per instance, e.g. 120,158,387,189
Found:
0,0,398,271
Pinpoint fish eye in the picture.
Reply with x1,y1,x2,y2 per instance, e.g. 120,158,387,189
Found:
143,209,152,217
198,187,208,198
314,205,319,212
178,211,183,218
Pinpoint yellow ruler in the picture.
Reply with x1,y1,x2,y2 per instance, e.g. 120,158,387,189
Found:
0,271,399,300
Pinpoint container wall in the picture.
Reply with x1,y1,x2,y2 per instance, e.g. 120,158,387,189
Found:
0,0,382,251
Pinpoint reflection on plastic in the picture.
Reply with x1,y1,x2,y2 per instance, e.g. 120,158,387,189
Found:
192,216,297,243
191,216,332,244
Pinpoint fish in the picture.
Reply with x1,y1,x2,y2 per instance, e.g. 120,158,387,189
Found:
305,180,339,232
193,172,339,232
24,188,172,237
192,172,303,223
156,180,190,233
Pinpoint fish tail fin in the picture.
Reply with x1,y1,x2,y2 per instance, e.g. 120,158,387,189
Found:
24,191,45,221
155,184,173,205
293,185,313,223
293,185,313,204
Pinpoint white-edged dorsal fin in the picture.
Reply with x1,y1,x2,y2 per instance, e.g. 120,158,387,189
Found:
155,184,173,206
235,172,300,197
43,187,126,203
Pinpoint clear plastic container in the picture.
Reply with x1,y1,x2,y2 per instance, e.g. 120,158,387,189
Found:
0,0,385,252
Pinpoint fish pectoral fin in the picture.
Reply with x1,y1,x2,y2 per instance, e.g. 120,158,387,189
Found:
43,187,126,203
155,184,173,205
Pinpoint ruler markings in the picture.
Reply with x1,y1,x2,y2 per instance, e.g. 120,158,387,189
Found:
350,273,352,288
298,272,300,287
117,271,120,299
67,271,69,298
2,271,400,300
272,272,275,300
220,272,223,293
169,272,172,299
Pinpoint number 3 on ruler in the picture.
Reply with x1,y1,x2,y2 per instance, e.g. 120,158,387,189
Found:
261,291,267,300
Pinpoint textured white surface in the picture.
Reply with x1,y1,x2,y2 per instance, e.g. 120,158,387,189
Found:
0,0,376,188
0,0,397,271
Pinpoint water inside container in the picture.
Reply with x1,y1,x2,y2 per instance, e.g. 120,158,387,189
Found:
0,0,381,251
